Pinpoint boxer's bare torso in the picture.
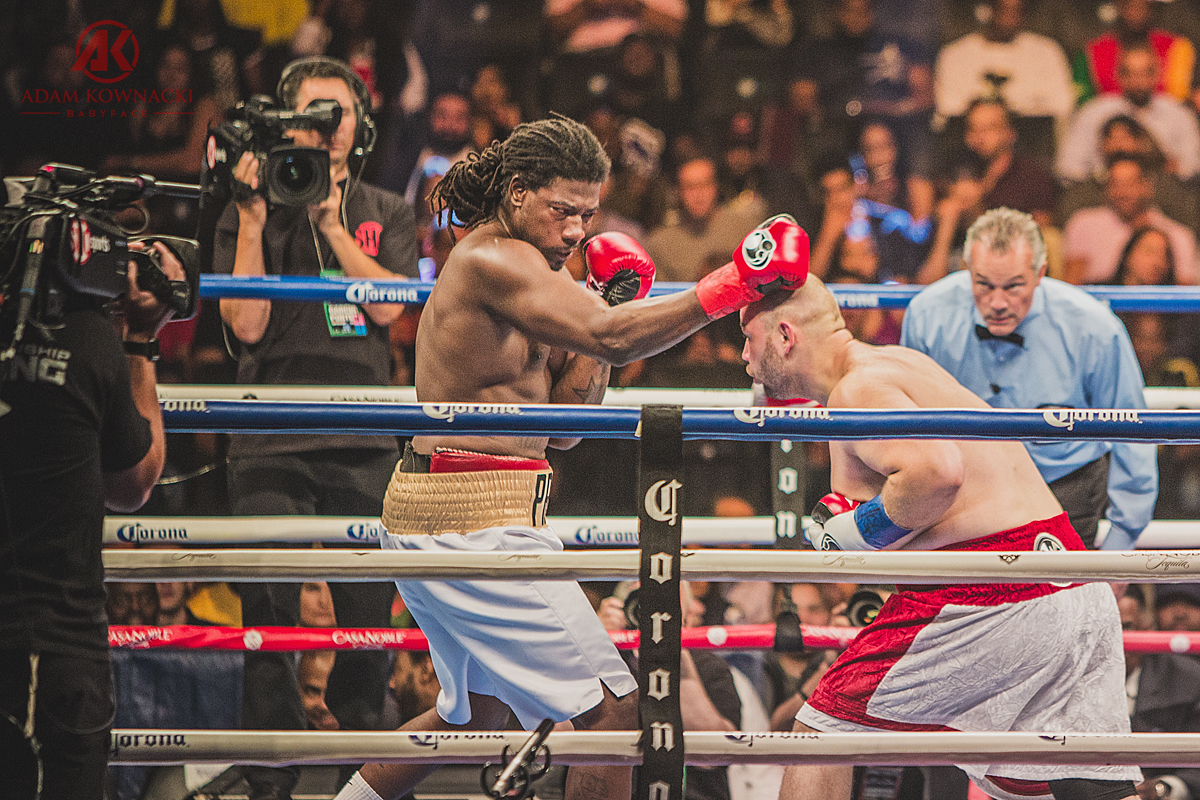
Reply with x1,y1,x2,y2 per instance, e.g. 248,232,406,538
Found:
828,341,1063,549
413,178,710,459
414,219,578,459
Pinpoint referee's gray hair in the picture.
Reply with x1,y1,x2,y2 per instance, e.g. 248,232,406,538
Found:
962,207,1047,272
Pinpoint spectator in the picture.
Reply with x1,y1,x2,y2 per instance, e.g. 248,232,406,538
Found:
299,650,340,730
156,0,265,114
1157,584,1200,632
469,63,523,153
1074,0,1198,106
100,41,224,237
826,234,902,344
961,97,1059,227
644,155,765,283
155,582,200,626
593,111,674,232
714,109,813,228
856,120,934,221
402,90,475,206
212,56,417,800
700,0,795,53
901,208,1158,549
788,0,935,186
5,36,106,174
809,157,931,283
1059,114,1199,232
107,583,161,627
601,31,685,142
765,583,838,730
543,0,687,119
1057,43,1200,184
1063,154,1198,285
1119,584,1200,800
933,0,1075,124
390,646,440,712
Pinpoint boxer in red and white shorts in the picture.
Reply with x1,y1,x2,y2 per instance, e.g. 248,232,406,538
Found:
798,514,1136,800
739,275,1141,800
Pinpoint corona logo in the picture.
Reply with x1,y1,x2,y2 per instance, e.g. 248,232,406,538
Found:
645,479,681,526
1042,408,1141,431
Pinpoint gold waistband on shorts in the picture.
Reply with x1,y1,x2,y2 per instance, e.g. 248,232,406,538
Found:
382,463,554,536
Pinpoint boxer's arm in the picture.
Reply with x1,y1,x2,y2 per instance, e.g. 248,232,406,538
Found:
546,347,610,450
471,238,710,366
835,378,964,537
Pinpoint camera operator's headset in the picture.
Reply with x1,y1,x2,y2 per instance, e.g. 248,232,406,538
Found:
275,56,377,163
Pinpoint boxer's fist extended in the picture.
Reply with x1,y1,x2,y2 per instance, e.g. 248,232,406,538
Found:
695,215,810,319
805,494,912,551
584,232,655,306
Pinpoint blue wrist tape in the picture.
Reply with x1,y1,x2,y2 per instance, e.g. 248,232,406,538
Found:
852,495,913,549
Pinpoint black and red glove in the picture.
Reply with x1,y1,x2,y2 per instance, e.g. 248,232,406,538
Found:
584,232,656,306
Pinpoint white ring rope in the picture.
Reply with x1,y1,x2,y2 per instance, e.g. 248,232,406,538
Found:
156,385,1200,410
102,548,1200,583
107,729,1200,768
102,515,775,547
102,515,1200,549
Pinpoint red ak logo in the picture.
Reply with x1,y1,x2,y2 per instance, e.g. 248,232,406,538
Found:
72,21,139,83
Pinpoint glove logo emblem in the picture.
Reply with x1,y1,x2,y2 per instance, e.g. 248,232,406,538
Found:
740,229,776,271
820,532,842,551
1034,532,1065,552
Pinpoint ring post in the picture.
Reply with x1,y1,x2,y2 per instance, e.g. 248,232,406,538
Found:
637,405,685,800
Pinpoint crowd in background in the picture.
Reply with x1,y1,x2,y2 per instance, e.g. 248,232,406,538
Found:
7,1,1200,798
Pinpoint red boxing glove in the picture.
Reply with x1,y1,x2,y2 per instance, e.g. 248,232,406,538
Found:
812,492,860,521
584,232,655,306
804,492,861,549
695,215,810,319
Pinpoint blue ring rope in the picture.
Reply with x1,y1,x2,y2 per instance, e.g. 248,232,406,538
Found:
198,276,1200,313
160,401,1200,442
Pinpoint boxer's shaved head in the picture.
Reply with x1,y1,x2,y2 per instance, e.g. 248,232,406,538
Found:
744,277,845,336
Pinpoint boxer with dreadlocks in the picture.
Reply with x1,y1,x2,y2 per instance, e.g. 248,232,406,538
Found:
333,117,808,800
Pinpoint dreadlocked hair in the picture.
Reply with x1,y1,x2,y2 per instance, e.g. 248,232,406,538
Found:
431,115,611,230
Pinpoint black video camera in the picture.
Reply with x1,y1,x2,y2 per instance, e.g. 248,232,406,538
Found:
203,95,341,207
0,164,201,357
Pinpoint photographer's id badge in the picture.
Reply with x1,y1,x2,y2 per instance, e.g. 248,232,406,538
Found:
321,268,367,337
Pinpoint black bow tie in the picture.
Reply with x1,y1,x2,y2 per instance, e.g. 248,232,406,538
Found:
975,324,1024,347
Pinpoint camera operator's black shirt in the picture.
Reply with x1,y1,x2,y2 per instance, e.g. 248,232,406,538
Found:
214,179,418,457
0,308,152,659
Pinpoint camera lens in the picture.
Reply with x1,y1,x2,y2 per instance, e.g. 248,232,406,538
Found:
265,147,329,206
277,154,314,192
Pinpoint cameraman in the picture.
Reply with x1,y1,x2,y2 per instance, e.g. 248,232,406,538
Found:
0,242,183,799
212,56,418,800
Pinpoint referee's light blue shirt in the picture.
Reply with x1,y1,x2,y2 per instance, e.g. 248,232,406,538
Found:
899,272,1158,549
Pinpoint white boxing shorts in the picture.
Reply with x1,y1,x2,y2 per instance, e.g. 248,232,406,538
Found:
381,448,637,729
796,514,1142,800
